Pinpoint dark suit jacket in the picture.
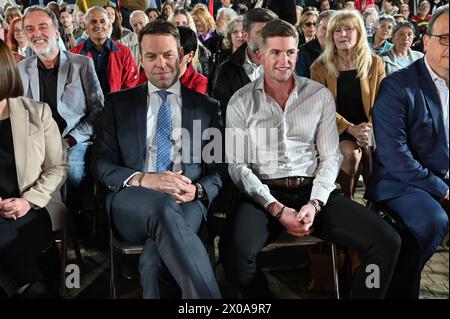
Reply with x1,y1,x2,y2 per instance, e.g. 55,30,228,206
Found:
92,83,224,214
366,58,449,202
251,0,297,25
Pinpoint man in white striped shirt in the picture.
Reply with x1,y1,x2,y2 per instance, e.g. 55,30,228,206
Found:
220,19,401,299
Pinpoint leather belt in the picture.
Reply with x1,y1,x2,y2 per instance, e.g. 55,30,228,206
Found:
262,176,314,188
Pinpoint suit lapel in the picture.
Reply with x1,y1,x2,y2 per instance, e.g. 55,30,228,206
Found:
56,52,70,106
27,57,40,100
8,98,28,191
181,86,197,169
418,59,447,149
134,84,149,169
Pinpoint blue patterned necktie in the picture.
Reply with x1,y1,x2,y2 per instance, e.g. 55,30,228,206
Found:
155,90,173,172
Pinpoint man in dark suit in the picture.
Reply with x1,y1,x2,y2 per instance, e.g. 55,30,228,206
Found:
92,20,224,299
250,0,297,25
366,4,449,299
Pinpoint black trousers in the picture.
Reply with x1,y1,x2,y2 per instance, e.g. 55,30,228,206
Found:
0,208,52,297
219,185,401,299
110,186,221,299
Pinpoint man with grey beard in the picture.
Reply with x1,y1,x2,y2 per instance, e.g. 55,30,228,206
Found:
212,8,277,117
17,5,104,228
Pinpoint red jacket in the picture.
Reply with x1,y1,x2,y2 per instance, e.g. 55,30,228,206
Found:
70,39,138,93
136,64,208,95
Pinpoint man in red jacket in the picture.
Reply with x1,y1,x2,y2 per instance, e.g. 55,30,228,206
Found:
70,6,138,94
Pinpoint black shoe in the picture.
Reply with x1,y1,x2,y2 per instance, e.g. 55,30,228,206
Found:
13,281,62,299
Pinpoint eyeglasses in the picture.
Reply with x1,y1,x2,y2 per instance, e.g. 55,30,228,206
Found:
13,28,24,34
429,33,449,46
304,22,316,27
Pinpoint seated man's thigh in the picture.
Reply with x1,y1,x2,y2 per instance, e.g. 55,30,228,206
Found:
384,190,448,252
110,187,179,244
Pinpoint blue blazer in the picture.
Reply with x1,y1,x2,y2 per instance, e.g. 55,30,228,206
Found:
366,58,449,202
92,83,225,213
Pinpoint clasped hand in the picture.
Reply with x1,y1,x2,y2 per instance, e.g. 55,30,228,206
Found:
135,170,196,204
269,202,316,237
0,197,32,220
348,122,372,147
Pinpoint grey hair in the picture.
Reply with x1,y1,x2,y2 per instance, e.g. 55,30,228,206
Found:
217,7,238,22
129,9,149,25
85,6,112,38
427,4,448,35
373,14,396,29
22,5,59,29
317,9,337,27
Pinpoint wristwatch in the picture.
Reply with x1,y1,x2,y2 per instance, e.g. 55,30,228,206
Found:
308,199,323,213
194,183,205,200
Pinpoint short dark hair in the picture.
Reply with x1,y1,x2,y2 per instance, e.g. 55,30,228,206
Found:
260,19,299,49
0,39,24,100
139,19,180,54
427,4,448,35
22,5,59,29
392,21,416,38
178,26,198,55
243,8,278,33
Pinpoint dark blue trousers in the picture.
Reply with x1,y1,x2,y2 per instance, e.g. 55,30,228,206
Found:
383,186,449,299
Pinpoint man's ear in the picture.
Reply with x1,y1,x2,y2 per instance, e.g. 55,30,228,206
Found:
422,34,430,53
242,31,249,42
178,47,185,59
186,51,195,64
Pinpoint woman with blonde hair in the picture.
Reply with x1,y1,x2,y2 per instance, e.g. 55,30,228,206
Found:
167,8,210,77
297,10,319,46
311,10,386,199
192,6,215,45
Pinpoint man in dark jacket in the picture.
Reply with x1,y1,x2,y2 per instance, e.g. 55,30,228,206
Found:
296,10,336,78
212,8,277,117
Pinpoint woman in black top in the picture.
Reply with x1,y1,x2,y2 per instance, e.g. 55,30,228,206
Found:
311,10,386,199
0,40,68,299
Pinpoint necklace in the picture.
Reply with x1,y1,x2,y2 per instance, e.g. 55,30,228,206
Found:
337,54,356,70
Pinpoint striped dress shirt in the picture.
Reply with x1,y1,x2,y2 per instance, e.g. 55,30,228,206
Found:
226,75,343,208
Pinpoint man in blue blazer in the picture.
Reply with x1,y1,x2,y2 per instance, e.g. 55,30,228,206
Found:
366,4,449,299
92,20,223,299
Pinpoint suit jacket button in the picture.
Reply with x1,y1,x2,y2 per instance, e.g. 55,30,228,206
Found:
441,170,447,174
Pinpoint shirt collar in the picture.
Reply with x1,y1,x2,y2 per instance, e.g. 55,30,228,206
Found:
86,37,116,53
424,55,447,87
147,79,181,97
255,74,301,100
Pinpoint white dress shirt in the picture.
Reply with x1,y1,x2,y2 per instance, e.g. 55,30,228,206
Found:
123,80,183,186
145,80,183,173
425,57,449,178
226,75,343,208
243,50,264,82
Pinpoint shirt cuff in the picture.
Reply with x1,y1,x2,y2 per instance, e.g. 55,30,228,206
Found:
123,172,140,188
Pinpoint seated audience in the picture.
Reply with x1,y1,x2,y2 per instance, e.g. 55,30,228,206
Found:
311,9,386,199
366,4,449,299
0,39,68,299
380,21,424,75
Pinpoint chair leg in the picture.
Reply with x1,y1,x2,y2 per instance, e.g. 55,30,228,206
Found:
331,243,340,299
110,229,117,299
60,227,67,297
